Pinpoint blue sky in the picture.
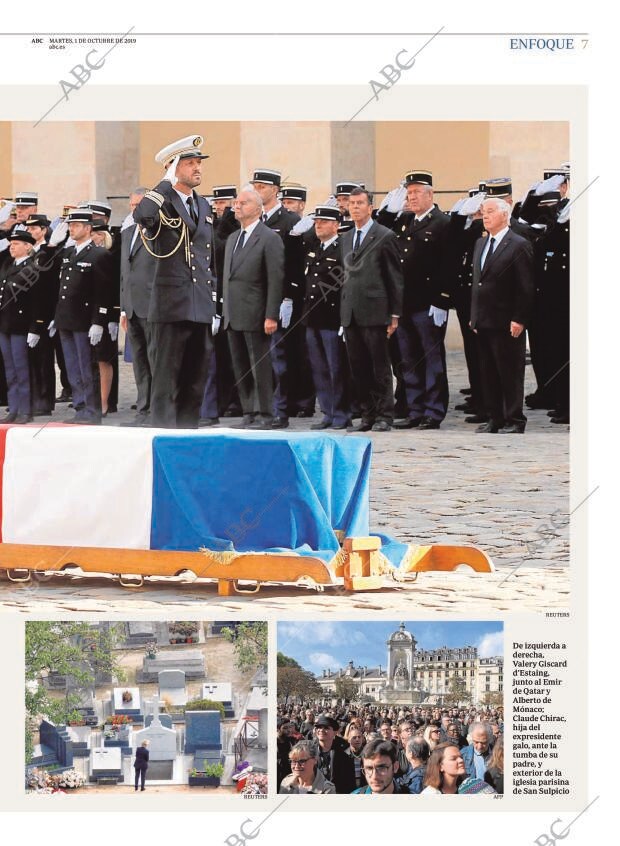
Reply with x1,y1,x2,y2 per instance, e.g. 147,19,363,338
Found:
278,621,503,674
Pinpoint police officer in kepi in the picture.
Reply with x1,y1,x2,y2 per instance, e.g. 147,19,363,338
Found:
51,209,110,425
133,134,218,429
0,230,44,423
301,205,351,429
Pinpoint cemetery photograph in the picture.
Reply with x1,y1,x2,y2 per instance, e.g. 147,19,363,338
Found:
24,620,268,795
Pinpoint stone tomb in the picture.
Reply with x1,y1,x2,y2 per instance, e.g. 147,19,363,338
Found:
113,686,142,717
184,710,222,765
201,682,234,718
135,698,177,780
159,670,187,707
137,649,205,683
90,748,124,784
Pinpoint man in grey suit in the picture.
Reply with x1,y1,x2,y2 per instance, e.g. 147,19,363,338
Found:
222,186,284,429
120,188,156,426
133,135,217,429
340,188,404,432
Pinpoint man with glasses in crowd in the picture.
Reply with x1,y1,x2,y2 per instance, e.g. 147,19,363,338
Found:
313,714,356,794
351,739,410,795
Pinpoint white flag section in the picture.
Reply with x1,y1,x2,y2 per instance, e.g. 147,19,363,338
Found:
2,427,156,549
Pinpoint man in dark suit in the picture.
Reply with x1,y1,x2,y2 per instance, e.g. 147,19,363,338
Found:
222,186,284,429
120,188,156,426
470,198,535,433
340,188,404,432
133,135,217,428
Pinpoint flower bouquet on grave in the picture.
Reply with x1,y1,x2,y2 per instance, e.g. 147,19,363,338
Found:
241,773,268,795
51,769,86,790
145,641,158,659
27,767,53,791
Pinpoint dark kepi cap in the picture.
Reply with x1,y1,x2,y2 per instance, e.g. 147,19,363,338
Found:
24,214,51,228
15,192,38,206
86,201,112,217
67,210,93,224
9,230,35,245
404,170,433,186
468,188,480,197
212,185,237,200
281,184,307,202
91,221,110,232
543,167,570,181
315,715,339,730
537,190,562,207
485,177,512,198
478,181,487,193
251,169,282,186
335,181,364,195
314,205,341,221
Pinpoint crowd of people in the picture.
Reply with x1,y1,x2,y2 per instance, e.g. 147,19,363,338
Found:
0,133,570,431
276,702,504,795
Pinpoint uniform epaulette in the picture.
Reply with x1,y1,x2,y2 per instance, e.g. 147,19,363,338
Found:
145,190,165,207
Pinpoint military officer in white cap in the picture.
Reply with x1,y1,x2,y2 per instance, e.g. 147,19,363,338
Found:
133,134,217,428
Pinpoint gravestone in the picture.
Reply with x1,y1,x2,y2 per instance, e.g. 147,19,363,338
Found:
159,670,187,707
67,725,91,758
184,710,222,761
145,713,173,729
135,698,176,762
90,747,123,783
137,649,205,683
201,682,234,718
113,686,141,717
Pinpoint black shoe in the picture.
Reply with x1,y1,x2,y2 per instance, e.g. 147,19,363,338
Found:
371,420,392,432
271,417,289,429
198,417,220,427
224,406,243,417
419,417,440,430
498,424,525,434
476,422,500,433
0,412,17,423
459,388,472,395
246,418,274,430
13,414,34,424
56,391,72,403
546,409,559,417
233,414,255,428
550,414,570,424
330,421,351,430
311,420,332,430
454,402,475,413
347,421,373,432
107,405,117,414
465,414,489,424
393,417,422,429
296,409,315,418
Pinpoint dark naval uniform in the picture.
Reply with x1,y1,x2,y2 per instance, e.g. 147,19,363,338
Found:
54,240,110,422
393,205,451,424
301,237,350,427
133,180,217,428
0,253,44,420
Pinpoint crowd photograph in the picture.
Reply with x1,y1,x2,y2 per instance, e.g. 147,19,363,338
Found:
277,620,503,796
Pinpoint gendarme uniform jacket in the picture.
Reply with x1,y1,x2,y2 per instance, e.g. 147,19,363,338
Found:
263,205,304,303
133,180,217,324
54,241,110,332
393,206,452,313
0,254,45,335
301,238,343,330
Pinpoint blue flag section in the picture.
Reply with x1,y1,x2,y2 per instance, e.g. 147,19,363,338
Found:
150,431,373,562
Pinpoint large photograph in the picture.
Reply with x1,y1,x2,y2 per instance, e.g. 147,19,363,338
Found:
0,119,569,613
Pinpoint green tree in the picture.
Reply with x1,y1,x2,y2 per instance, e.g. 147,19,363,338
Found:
25,622,125,763
481,691,503,709
277,652,302,668
443,675,472,708
277,665,322,704
221,622,267,675
334,676,359,703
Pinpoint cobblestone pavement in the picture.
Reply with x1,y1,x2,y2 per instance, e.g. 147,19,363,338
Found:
0,348,569,615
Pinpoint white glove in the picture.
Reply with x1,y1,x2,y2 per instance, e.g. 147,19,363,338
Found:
290,214,315,235
338,326,344,338
163,155,180,186
48,320,56,338
88,324,103,345
212,315,221,336
535,174,565,196
49,219,69,247
108,322,119,342
0,201,15,224
458,193,486,216
279,299,293,329
429,306,448,327
450,197,466,214
27,333,40,348
324,194,339,208
384,185,407,213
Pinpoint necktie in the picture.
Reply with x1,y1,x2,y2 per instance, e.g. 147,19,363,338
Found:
186,196,198,224
354,230,362,253
484,236,496,267
231,230,246,267
262,213,268,223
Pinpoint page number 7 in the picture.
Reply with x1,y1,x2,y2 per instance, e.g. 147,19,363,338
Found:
581,39,589,48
